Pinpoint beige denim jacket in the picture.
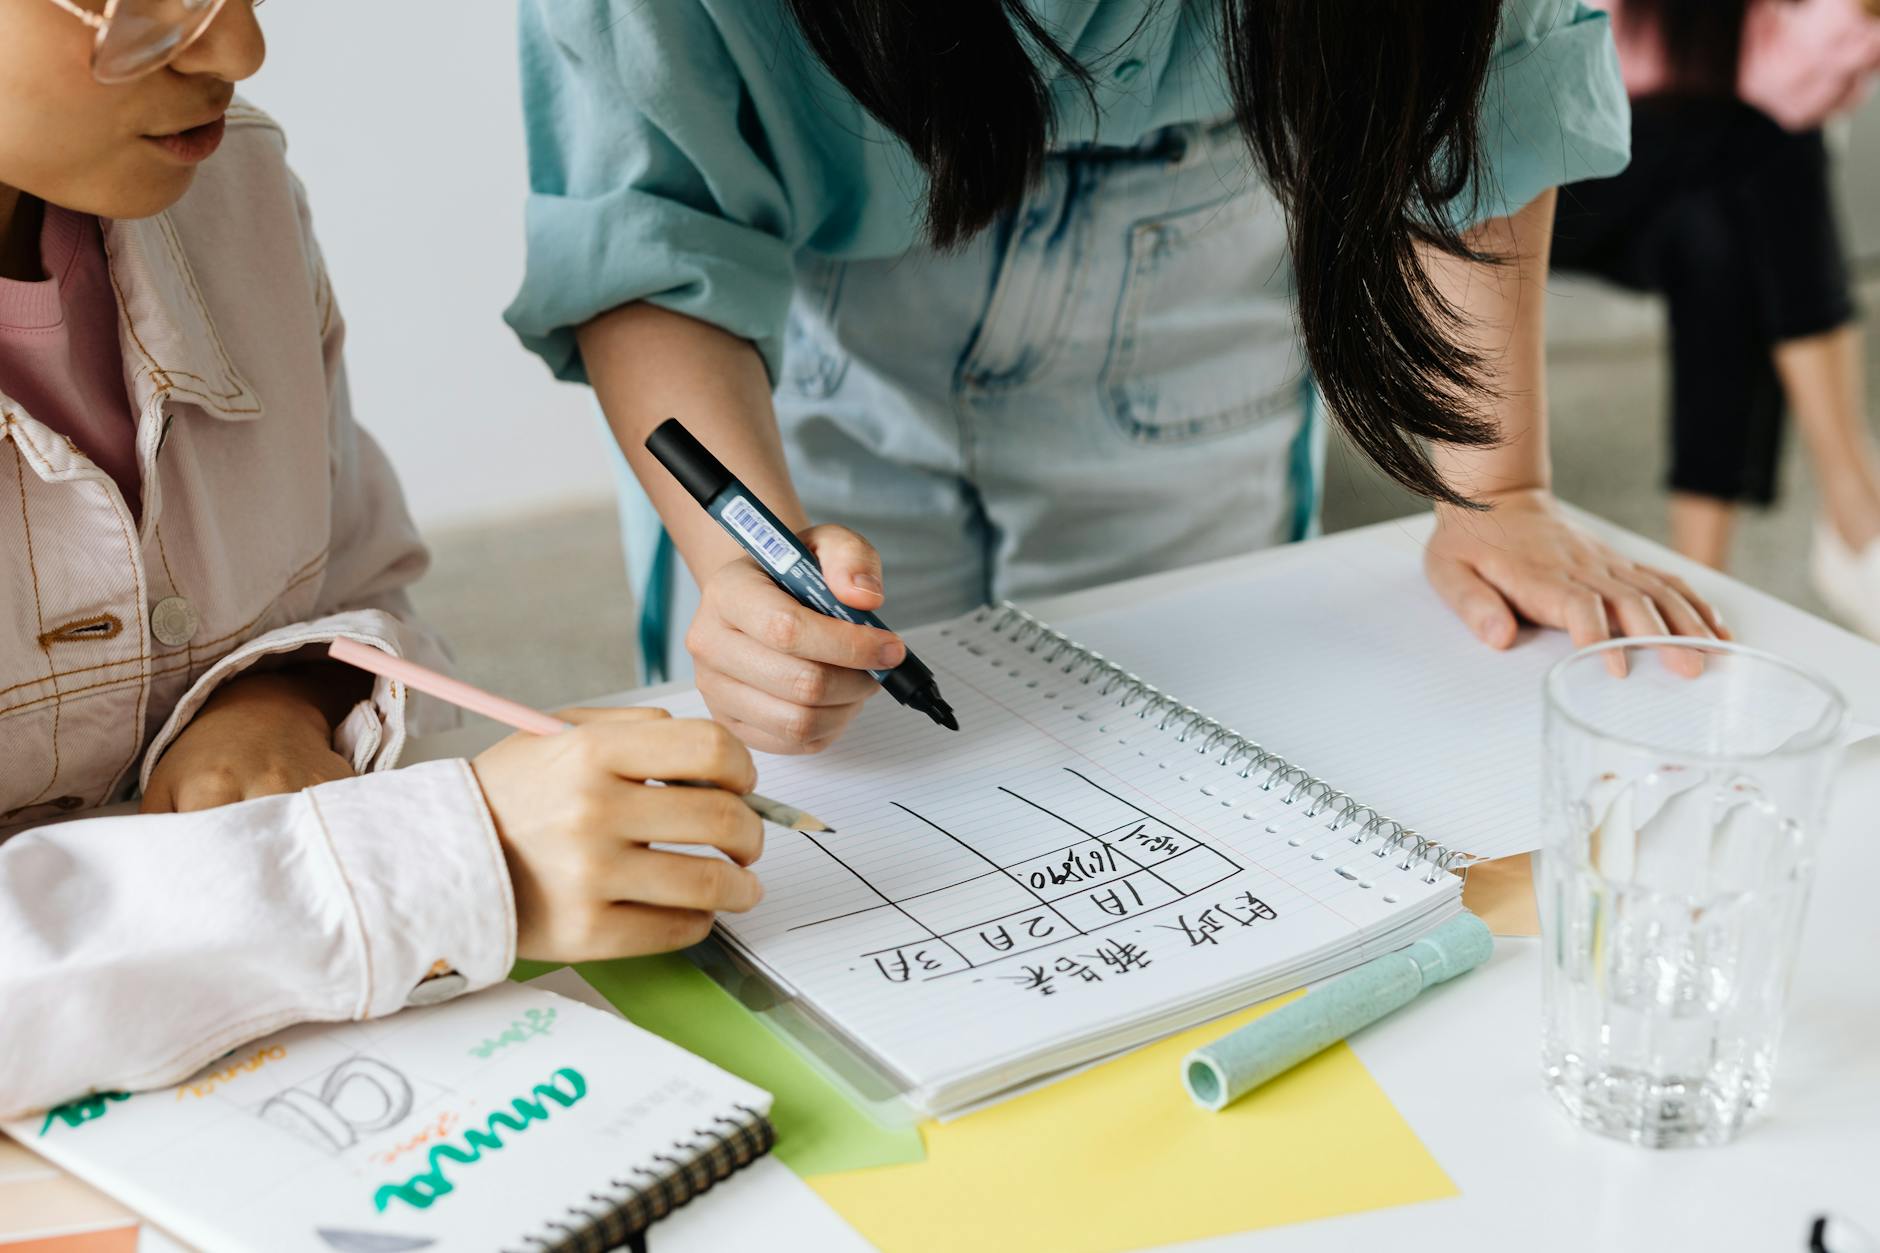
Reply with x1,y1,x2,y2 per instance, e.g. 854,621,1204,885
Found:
0,106,514,1116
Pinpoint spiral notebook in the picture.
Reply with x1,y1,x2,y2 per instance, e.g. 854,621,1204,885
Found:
5,981,773,1252
658,551,1566,1116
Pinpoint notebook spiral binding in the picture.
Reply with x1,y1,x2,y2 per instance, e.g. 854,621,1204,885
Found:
513,1104,776,1253
979,603,1469,884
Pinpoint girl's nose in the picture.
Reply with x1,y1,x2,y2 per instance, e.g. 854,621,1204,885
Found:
168,0,266,83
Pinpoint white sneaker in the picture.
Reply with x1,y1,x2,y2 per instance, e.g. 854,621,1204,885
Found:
1809,518,1880,641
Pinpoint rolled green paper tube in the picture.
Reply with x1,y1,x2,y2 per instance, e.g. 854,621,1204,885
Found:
1182,913,1495,1111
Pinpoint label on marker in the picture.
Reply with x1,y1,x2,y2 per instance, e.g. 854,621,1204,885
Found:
723,495,802,575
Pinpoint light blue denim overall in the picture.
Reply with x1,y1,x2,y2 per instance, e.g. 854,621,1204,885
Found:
618,120,1325,681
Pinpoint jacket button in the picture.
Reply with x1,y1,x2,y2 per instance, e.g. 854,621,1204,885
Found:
406,972,468,1007
150,597,200,647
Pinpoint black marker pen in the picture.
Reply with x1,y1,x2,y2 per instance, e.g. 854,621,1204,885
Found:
645,418,959,732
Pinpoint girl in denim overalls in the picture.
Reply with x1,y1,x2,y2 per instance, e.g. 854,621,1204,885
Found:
509,0,1730,756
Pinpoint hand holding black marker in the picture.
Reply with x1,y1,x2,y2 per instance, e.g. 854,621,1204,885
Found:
646,418,959,734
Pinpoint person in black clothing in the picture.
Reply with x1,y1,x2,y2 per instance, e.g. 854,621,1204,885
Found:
1554,0,1880,638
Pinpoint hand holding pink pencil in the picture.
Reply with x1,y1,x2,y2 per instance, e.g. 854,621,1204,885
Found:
327,638,831,834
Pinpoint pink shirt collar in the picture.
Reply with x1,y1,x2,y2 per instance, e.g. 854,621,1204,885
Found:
0,205,87,331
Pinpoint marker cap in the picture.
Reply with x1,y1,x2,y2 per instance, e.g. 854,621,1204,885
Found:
1405,913,1494,986
646,419,732,507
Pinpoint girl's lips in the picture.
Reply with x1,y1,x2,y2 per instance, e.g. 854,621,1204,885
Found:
146,115,226,163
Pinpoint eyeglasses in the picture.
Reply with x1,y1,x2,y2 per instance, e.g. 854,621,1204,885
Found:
45,0,252,85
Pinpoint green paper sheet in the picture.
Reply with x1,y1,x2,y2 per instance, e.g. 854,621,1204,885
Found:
510,955,925,1176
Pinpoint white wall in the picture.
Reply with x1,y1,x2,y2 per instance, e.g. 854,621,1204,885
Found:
246,2,614,531
1844,95,1880,262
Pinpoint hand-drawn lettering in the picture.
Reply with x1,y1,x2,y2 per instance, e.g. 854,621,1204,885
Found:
467,1007,558,1059
261,1057,414,1154
1115,823,1187,859
373,1110,461,1166
872,946,947,983
1052,955,1103,985
373,1068,588,1212
1084,938,1152,973
177,1044,287,1100
38,1091,129,1137
1158,913,1220,946
1088,878,1145,917
1158,893,1280,947
1002,965,1056,996
791,768,1245,986
1026,842,1121,890
1234,892,1278,921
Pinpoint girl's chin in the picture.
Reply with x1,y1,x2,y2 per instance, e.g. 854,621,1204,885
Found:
102,160,199,219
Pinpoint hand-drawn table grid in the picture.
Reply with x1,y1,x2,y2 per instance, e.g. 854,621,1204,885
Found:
786,769,1245,983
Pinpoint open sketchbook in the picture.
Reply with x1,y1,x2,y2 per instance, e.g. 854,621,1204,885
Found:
6,983,774,1253
658,553,1577,1116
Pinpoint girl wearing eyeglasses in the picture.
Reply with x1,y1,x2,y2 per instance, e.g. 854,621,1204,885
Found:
0,0,770,1118
509,0,1732,758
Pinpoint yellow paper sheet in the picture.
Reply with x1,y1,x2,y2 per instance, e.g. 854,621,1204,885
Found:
808,993,1455,1253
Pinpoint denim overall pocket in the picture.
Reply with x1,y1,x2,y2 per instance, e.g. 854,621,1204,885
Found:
1099,185,1302,445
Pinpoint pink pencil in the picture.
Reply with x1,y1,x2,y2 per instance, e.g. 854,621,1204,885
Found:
328,638,831,833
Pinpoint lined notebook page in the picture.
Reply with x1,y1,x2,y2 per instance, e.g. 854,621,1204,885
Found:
658,605,1459,1107
1051,550,1576,862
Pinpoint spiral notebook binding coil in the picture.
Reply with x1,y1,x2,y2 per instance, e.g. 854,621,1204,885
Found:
980,602,1467,882
512,1105,776,1253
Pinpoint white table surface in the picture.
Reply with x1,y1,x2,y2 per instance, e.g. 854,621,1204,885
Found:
410,509,1880,1253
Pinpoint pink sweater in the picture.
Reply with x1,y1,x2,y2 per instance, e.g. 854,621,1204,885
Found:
1600,0,1880,129
0,204,139,517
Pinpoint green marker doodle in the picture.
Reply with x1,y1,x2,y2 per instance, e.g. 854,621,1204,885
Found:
38,1091,130,1137
466,1007,557,1059
372,1067,588,1212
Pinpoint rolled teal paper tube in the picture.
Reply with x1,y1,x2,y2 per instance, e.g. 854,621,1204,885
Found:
1182,913,1494,1111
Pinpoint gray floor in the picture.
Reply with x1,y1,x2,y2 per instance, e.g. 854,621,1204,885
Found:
412,502,640,712
416,277,1880,709
1319,280,1876,604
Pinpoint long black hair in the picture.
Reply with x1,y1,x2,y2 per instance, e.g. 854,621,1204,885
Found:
784,0,1506,507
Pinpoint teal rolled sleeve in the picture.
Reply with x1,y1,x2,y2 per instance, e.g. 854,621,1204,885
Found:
1464,0,1632,226
505,1,804,384
515,184,797,385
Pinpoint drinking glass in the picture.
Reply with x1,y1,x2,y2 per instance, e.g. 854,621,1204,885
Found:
1540,637,1846,1148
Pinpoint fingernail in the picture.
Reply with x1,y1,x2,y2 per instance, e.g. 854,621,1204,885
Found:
852,572,883,595
744,875,766,909
878,641,906,668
